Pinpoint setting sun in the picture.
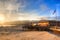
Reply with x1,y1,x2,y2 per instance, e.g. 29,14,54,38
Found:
0,15,5,23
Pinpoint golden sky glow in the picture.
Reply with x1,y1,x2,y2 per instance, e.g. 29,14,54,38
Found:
0,14,5,23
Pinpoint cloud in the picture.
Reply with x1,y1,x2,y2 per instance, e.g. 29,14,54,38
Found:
0,0,27,21
0,0,48,21
0,0,26,12
17,10,42,21
0,0,50,21
40,4,50,11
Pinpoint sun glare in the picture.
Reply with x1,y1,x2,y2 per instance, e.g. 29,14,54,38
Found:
0,15,5,23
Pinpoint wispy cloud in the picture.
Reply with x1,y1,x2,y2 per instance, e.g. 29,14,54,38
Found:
0,0,27,21
40,3,50,11
0,0,58,21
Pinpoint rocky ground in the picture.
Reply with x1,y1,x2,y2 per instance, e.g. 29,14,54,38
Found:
0,31,60,40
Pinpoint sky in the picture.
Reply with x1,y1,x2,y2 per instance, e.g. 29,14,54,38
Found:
0,0,60,21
